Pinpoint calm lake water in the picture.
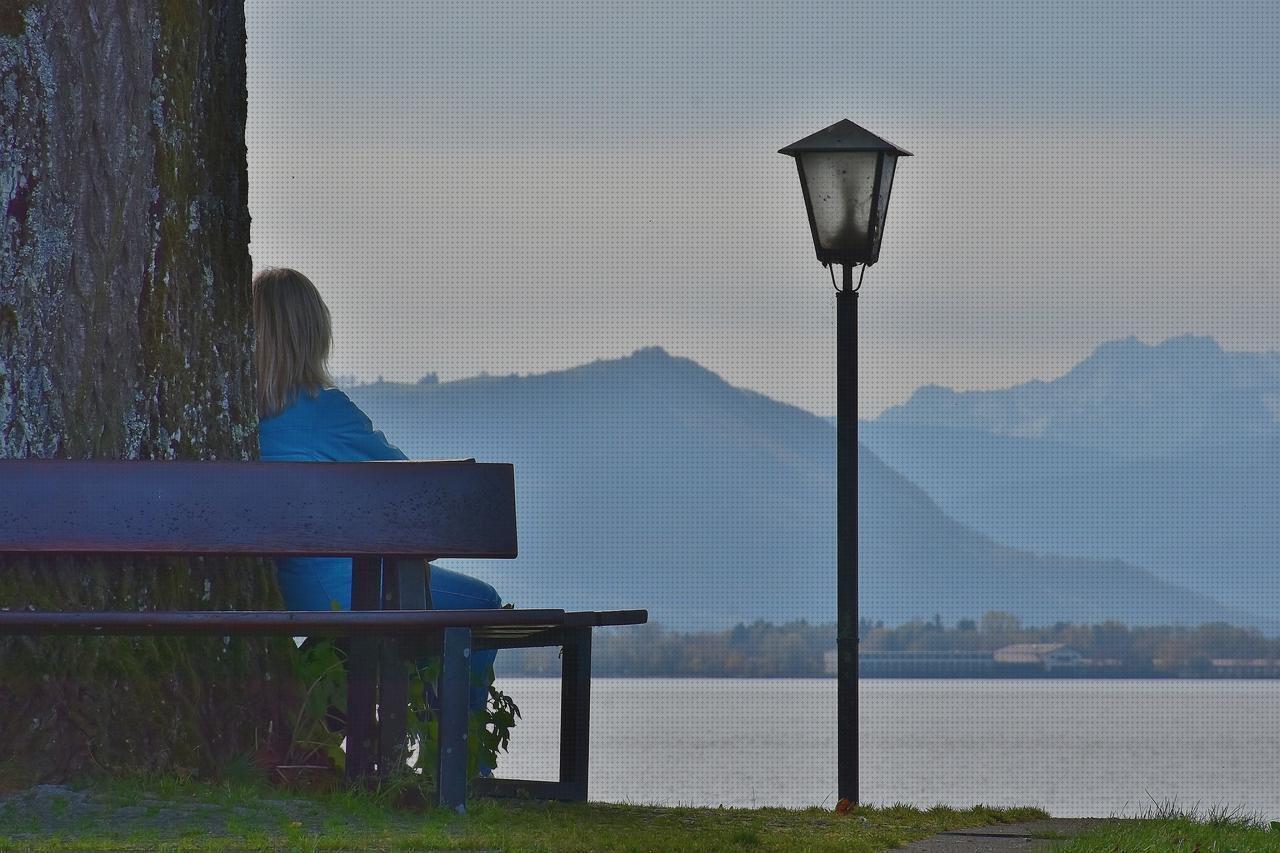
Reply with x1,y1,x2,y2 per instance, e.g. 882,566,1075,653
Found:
490,677,1280,817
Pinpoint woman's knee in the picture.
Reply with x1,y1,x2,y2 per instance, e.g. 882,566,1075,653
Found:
428,563,502,609
457,576,502,609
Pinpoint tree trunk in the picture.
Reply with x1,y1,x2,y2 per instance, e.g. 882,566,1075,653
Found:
0,0,299,782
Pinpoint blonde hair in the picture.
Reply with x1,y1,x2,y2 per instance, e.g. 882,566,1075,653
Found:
251,267,335,419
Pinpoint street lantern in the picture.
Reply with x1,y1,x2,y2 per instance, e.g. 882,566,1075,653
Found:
779,118,912,267
780,119,911,808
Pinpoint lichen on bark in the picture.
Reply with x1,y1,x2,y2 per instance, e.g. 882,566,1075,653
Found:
0,2,33,39
0,0,299,782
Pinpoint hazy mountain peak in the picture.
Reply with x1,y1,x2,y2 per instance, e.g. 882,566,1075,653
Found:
1082,333,1223,365
906,384,958,403
877,334,1279,456
575,345,698,374
628,345,675,360
614,346,712,377
1158,333,1223,353
575,346,729,393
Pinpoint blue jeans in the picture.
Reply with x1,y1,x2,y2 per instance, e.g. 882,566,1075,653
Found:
277,558,502,712
423,564,503,779
280,559,503,777
423,563,502,713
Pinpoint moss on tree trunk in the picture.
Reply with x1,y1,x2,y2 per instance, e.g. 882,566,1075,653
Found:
0,0,300,782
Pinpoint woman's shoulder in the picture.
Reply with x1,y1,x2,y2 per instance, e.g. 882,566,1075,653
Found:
260,387,360,427
317,387,373,422
307,387,408,461
288,385,356,410
258,386,398,461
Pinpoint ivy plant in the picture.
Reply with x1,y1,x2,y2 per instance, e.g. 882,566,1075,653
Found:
286,635,521,790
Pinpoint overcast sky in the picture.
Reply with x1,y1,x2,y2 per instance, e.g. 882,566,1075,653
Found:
244,0,1278,417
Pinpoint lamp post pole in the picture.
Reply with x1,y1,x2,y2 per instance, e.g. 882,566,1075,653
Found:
837,262,858,804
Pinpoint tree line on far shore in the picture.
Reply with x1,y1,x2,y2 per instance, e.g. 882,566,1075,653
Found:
493,613,1280,678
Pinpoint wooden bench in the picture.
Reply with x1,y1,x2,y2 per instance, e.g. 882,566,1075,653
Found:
0,459,647,811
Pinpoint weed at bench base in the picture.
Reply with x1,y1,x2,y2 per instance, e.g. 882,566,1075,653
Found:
284,635,521,790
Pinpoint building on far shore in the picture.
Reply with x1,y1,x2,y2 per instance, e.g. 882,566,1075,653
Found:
854,650,997,677
844,645,1089,677
993,643,1084,671
1209,658,1280,677
815,645,1280,679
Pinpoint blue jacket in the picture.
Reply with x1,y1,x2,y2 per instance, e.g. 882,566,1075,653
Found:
258,387,407,610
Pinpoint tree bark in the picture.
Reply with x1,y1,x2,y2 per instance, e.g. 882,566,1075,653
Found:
0,0,298,782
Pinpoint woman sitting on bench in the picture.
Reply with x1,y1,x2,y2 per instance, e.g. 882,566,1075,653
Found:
251,266,504,763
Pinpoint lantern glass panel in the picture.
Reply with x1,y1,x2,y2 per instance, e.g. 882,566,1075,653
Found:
799,151,879,258
869,154,897,261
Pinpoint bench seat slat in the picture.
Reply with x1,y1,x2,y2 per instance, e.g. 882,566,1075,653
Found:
562,609,649,627
0,608,647,636
0,608,568,636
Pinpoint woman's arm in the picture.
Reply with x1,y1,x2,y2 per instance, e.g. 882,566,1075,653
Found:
331,391,410,461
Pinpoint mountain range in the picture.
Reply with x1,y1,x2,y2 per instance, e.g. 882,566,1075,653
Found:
347,341,1269,632
861,334,1280,625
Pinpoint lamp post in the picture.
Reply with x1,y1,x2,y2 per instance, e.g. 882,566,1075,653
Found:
780,119,911,805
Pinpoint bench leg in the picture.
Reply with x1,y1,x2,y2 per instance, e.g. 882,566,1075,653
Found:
376,557,409,777
437,626,472,812
346,556,382,783
559,626,592,802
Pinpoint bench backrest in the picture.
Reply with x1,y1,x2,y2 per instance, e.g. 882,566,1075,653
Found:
0,460,517,558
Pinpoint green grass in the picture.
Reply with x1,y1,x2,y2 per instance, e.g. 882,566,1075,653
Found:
1063,801,1280,852
0,774,1049,852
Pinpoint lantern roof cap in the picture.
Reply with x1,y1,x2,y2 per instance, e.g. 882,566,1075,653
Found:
778,119,913,157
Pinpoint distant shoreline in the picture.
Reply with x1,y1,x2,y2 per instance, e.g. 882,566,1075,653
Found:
494,672,1280,680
